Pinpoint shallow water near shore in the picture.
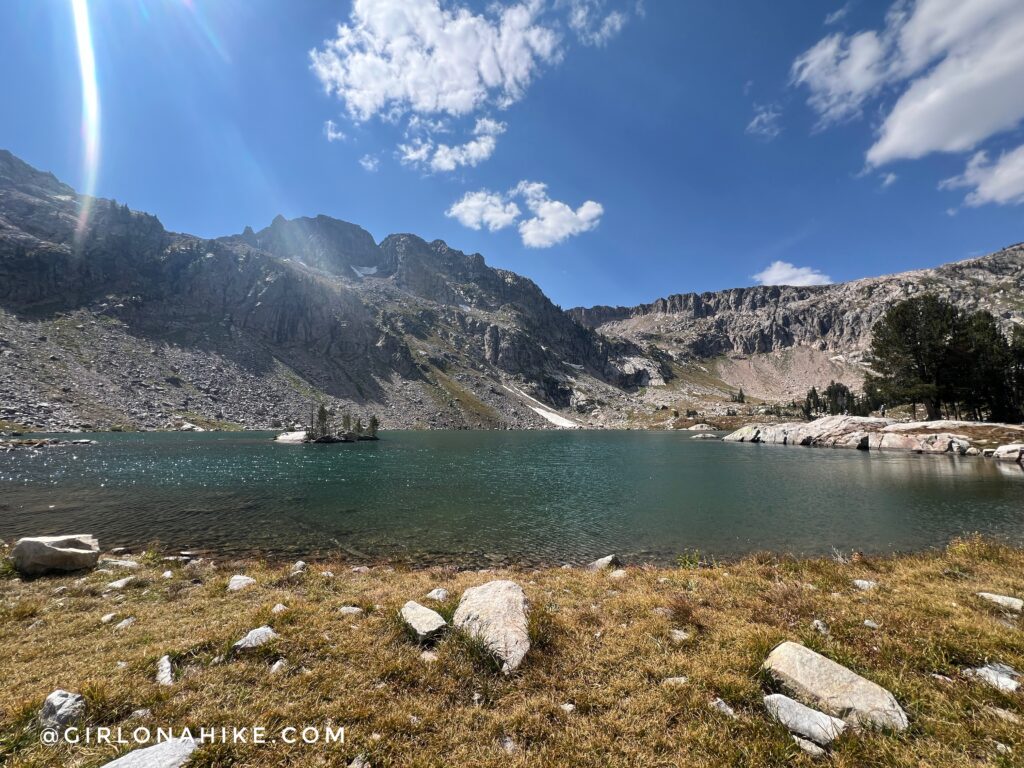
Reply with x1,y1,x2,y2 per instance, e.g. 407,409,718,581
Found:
2,430,1023,565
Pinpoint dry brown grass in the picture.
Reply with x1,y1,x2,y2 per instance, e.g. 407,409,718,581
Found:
1,537,1022,767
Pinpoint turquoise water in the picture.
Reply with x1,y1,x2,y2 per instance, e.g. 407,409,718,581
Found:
2,431,1023,565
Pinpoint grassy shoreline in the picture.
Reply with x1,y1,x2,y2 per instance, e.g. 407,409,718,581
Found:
2,537,1022,767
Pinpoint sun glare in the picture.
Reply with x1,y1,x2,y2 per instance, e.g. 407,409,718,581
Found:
71,0,100,242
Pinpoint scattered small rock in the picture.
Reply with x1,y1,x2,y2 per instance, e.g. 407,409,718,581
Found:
97,738,196,768
351,565,371,573
976,592,1023,613
271,603,288,614
764,693,846,746
811,619,829,636
269,659,288,675
710,698,737,719
227,574,255,592
863,619,880,630
161,571,173,579
852,579,877,591
39,689,85,729
662,676,689,687
105,576,135,592
399,601,447,644
425,587,449,602
101,613,117,624
586,554,621,571
232,626,279,653
792,735,826,757
114,617,135,631
668,629,691,644
963,663,1020,693
560,702,576,714
156,656,174,686
339,606,364,616
608,569,627,580
420,650,439,663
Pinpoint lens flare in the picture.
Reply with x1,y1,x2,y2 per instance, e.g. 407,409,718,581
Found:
71,0,100,242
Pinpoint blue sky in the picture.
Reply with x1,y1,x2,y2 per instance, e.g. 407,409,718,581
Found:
2,1,1023,308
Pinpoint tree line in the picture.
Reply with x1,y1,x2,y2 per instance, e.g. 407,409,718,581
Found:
801,295,1024,423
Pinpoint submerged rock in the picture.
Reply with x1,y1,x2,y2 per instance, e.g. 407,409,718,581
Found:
11,534,99,576
453,580,530,673
762,641,908,731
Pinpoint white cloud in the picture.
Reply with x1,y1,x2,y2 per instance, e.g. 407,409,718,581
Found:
401,117,507,172
752,261,832,286
514,180,604,247
568,0,628,46
358,154,380,172
939,144,1024,207
791,31,887,126
323,119,347,142
446,189,521,231
446,180,604,247
310,0,561,122
881,171,898,188
746,104,782,140
824,3,852,26
792,0,1024,177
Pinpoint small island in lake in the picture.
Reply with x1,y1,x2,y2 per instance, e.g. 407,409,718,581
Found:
275,402,380,444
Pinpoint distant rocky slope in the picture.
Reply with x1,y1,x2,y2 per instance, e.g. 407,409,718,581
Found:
570,246,1024,402
1,148,1021,431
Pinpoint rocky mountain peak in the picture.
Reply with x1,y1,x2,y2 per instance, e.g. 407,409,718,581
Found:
235,213,388,278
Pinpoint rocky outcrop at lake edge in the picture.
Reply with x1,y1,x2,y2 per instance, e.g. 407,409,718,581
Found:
724,415,1024,459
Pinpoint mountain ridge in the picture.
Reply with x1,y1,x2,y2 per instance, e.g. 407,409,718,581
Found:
1,148,1022,431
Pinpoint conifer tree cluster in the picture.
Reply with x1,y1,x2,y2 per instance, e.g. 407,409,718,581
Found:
802,296,1023,423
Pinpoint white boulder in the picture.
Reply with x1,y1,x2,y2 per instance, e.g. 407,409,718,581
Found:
11,535,99,576
453,580,531,673
762,641,908,731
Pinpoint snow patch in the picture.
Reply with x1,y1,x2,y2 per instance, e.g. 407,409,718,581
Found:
528,406,580,429
352,265,378,277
